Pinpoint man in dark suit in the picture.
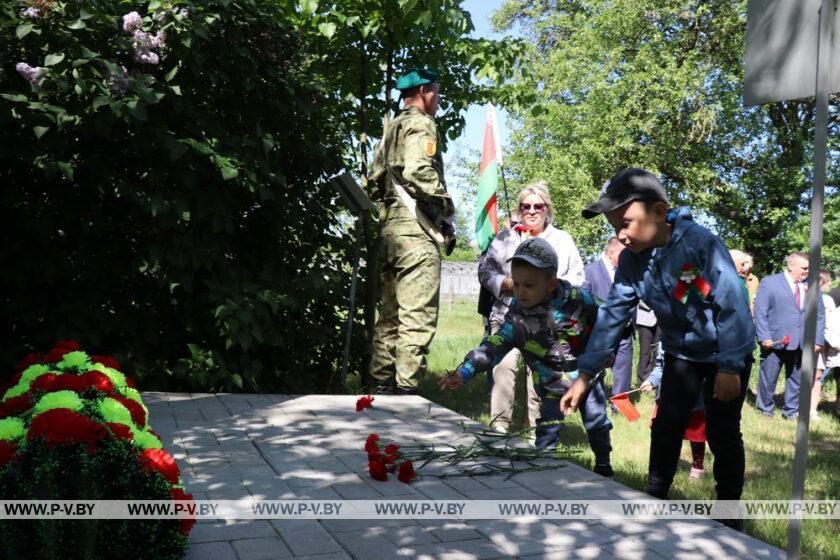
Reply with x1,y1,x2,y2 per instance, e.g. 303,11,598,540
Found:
754,252,826,419
583,237,634,395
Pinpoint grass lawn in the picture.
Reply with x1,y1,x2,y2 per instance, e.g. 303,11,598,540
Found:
419,302,840,560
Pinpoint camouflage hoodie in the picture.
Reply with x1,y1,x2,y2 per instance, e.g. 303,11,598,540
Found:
457,281,601,395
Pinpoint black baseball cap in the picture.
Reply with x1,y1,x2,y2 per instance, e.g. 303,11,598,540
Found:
508,237,558,276
581,168,668,219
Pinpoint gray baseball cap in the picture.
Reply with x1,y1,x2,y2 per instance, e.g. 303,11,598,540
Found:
508,237,558,275
581,168,668,219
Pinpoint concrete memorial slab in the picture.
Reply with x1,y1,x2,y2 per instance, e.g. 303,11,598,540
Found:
143,393,785,560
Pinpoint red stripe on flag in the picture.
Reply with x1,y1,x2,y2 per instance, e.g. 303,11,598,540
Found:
479,119,497,175
483,193,499,233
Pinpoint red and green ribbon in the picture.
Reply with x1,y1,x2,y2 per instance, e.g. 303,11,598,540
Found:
673,264,711,303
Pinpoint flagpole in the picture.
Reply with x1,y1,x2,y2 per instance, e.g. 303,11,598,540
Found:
499,163,513,219
487,102,513,219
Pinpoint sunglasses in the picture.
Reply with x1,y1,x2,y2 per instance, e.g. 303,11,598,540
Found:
519,203,546,213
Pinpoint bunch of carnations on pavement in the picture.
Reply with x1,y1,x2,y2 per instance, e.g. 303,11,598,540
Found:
365,434,416,484
0,341,194,559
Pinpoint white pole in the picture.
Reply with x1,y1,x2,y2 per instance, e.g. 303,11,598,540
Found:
786,1,834,558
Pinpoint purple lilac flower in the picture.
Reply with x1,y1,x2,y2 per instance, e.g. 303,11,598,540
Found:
20,7,40,19
122,11,142,33
135,50,160,65
16,62,44,86
149,31,166,50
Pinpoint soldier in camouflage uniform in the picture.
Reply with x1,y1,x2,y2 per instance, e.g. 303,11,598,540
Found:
367,67,455,395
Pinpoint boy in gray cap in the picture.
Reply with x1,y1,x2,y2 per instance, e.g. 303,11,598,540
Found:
440,237,614,477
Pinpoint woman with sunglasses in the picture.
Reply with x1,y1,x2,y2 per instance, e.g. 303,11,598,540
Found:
478,181,585,436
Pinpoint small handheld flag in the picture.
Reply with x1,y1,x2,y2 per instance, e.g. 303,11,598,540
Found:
609,391,641,422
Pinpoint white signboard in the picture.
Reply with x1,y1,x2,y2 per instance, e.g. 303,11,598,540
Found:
744,0,840,106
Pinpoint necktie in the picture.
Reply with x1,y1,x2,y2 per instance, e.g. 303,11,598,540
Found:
794,282,801,309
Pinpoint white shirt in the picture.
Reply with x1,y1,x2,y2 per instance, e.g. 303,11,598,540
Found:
600,253,616,283
784,271,804,309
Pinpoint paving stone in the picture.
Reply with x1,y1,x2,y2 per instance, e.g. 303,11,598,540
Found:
292,554,352,560
160,392,785,560
330,528,404,560
408,478,468,500
402,537,510,559
189,520,277,543
270,520,344,556
385,524,440,546
183,541,237,560
321,517,419,534
423,521,484,542
230,537,293,559
642,524,786,560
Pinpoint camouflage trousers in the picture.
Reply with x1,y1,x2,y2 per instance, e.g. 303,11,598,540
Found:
369,231,441,390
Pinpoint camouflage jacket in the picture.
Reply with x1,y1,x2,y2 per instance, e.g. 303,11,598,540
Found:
369,105,454,233
457,282,602,395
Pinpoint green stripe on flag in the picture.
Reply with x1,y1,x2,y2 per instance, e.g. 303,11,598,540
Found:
475,159,499,252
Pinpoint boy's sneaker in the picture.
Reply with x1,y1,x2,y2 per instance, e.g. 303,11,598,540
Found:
594,464,614,479
689,467,706,480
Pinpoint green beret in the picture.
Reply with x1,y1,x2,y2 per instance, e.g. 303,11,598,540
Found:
395,67,441,91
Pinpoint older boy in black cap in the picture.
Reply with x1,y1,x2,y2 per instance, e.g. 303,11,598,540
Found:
440,237,614,477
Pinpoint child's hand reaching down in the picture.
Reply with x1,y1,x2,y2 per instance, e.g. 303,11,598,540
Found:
438,371,464,390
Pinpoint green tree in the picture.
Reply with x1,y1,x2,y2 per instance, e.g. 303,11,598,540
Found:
0,0,525,391
292,0,527,352
494,0,839,271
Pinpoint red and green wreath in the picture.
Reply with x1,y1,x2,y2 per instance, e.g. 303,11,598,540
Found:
0,341,195,559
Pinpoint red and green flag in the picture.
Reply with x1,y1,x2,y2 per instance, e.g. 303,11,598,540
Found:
475,103,502,252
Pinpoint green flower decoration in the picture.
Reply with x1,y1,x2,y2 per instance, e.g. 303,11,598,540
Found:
33,390,84,416
131,428,162,449
102,368,127,388
3,382,30,400
0,417,26,441
121,387,143,405
4,368,59,400
20,364,51,385
99,398,133,426
58,351,91,370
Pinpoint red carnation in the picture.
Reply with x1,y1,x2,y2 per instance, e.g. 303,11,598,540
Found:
364,434,380,456
105,422,134,441
383,443,400,467
124,376,137,389
0,441,18,467
27,408,108,452
355,395,374,412
397,460,417,484
112,396,146,427
782,335,792,346
90,355,121,371
0,393,34,418
44,348,70,363
76,371,116,394
170,487,196,535
16,353,43,373
30,373,61,393
140,448,180,485
368,458,388,481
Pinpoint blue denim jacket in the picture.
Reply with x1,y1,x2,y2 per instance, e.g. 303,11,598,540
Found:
578,207,755,376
